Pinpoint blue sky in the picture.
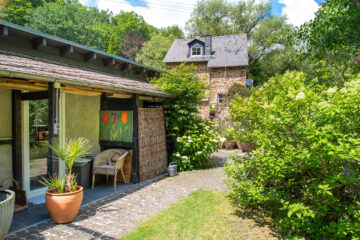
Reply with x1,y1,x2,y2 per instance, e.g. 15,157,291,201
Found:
80,0,323,28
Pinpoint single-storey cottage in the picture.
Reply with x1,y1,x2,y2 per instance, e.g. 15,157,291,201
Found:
0,20,169,199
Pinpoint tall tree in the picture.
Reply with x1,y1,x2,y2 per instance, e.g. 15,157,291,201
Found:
295,0,360,85
119,32,145,61
1,0,56,25
25,0,111,51
136,33,177,69
107,34,119,55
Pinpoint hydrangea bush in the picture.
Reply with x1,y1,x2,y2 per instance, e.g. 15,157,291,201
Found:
226,71,360,239
171,120,220,171
152,64,220,171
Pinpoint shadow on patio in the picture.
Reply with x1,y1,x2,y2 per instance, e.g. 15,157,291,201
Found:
6,174,166,240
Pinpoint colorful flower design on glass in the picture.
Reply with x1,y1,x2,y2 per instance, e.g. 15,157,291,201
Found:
111,113,119,123
102,112,109,123
122,112,128,124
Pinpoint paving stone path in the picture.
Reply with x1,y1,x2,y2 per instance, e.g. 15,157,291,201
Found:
6,151,233,240
7,150,276,240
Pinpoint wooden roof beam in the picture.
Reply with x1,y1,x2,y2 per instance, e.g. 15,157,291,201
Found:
61,45,74,57
0,26,8,37
34,37,47,50
103,58,115,67
85,52,97,62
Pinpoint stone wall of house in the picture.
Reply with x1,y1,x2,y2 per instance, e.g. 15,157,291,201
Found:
0,88,13,184
165,62,246,119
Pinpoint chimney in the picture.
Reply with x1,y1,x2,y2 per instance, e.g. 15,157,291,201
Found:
204,35,212,56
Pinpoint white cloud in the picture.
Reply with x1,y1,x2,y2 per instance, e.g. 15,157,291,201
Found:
96,0,197,29
279,0,320,26
79,0,90,5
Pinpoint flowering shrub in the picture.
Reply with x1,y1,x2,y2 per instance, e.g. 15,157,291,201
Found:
152,64,220,171
171,120,220,171
226,71,360,239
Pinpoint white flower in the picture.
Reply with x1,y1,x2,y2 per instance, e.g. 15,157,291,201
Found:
175,153,181,157
177,137,182,142
220,137,226,143
211,139,219,143
188,139,193,143
327,87,337,95
196,151,202,155
187,136,192,140
182,156,188,160
276,118,281,121
295,92,305,101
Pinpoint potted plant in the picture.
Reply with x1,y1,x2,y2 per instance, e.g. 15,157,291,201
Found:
209,104,216,119
224,127,237,150
40,138,90,224
0,190,15,239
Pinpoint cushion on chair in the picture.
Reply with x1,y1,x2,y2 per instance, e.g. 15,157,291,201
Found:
93,164,117,175
107,152,121,166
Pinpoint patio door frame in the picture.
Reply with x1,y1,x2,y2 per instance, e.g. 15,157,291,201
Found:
11,83,65,197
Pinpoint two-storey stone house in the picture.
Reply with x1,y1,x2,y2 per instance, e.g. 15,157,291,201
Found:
163,34,249,118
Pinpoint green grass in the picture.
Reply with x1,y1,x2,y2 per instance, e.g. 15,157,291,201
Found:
120,190,275,240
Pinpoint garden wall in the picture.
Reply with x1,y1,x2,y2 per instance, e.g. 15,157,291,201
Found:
138,107,167,182
65,93,100,155
0,88,13,184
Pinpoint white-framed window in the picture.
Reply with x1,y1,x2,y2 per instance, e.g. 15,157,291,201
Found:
217,94,226,104
191,47,202,56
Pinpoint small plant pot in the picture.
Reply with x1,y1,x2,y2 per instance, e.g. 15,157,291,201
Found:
225,141,236,150
0,190,15,239
45,186,83,224
240,142,256,152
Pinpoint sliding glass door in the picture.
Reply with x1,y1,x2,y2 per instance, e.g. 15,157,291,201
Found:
28,99,49,190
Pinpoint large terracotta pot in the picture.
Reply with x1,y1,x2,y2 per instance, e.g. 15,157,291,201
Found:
45,186,83,224
0,190,15,240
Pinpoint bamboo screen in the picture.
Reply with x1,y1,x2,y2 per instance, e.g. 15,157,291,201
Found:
138,107,167,182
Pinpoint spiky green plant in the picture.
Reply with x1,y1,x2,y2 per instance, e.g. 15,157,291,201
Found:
40,138,90,193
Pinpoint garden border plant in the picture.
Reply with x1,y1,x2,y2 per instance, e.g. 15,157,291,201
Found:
226,71,360,239
152,63,220,171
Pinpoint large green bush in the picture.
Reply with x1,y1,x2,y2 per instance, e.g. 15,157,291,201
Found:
152,64,220,171
225,71,360,239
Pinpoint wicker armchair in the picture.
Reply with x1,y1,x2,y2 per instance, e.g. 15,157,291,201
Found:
92,149,129,192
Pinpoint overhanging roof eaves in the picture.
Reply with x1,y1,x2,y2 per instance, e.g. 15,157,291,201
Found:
0,20,167,74
0,52,172,98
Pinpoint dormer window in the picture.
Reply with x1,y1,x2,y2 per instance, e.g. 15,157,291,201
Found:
191,47,202,56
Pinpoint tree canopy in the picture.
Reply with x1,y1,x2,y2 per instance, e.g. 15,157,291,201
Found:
295,0,360,85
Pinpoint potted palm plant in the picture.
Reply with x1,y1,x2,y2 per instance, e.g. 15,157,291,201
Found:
40,138,90,224
0,190,15,239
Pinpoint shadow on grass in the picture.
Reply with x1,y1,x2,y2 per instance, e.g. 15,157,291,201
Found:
231,203,282,239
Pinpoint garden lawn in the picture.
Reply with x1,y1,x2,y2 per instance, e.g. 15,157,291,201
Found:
120,189,276,240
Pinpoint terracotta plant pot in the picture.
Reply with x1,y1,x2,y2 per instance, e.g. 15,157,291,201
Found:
240,142,256,152
45,186,83,224
225,141,236,150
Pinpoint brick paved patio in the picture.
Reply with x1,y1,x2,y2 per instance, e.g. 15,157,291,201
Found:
6,150,236,240
6,150,274,240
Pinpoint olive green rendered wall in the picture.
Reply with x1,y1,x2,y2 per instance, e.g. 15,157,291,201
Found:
65,94,100,155
0,88,13,184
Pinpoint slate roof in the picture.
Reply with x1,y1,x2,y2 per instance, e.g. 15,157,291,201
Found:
0,52,169,97
163,34,248,68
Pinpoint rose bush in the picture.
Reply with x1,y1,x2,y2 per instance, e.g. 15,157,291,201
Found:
225,71,360,239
